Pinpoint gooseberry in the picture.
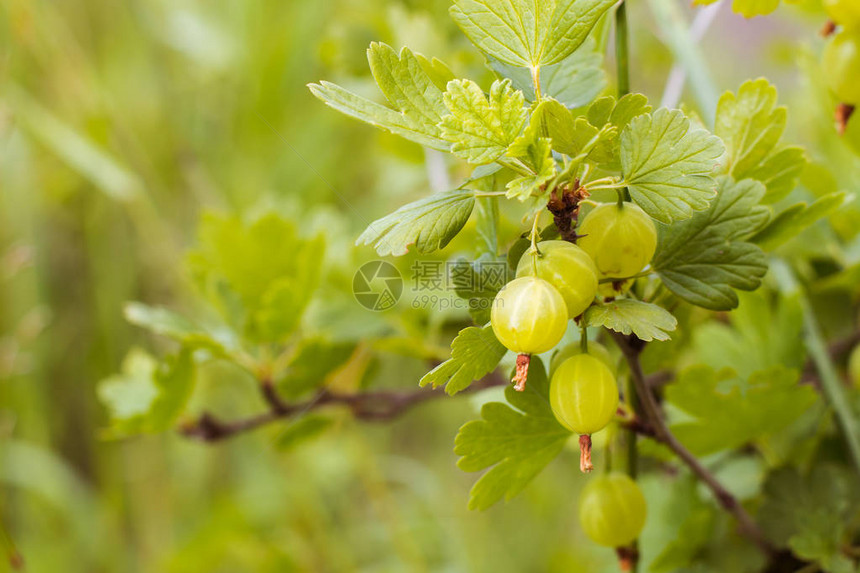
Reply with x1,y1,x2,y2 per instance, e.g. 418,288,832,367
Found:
516,240,599,318
577,203,657,280
579,472,647,548
823,30,860,104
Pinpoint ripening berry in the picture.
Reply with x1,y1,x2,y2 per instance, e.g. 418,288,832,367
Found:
550,341,617,378
516,240,599,318
825,0,860,30
579,472,647,548
550,354,619,435
578,203,657,280
823,31,860,104
491,276,568,355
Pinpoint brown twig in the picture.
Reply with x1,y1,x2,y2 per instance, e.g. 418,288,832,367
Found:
180,371,509,442
610,331,777,558
546,182,588,243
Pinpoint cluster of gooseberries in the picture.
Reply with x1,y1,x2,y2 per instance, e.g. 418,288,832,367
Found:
490,201,657,476
822,0,860,131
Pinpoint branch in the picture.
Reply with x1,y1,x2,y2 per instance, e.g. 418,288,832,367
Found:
180,371,508,442
611,331,777,558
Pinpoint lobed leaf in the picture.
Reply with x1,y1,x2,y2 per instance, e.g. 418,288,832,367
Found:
420,324,507,395
715,79,805,202
309,44,450,150
453,358,571,510
440,79,526,164
585,299,678,342
653,176,770,310
449,0,615,68
751,192,847,251
621,108,725,223
356,190,476,256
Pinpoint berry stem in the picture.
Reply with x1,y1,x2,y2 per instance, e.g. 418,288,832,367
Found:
513,353,531,392
579,434,594,473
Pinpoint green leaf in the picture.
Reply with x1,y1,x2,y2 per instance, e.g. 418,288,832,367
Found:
450,0,616,68
356,190,476,256
440,79,526,164
751,192,848,251
715,79,805,202
308,43,449,150
505,115,555,200
454,358,571,509
646,477,716,573
188,212,324,341
123,302,226,354
535,99,609,160
450,254,512,325
653,176,770,310
584,299,678,342
275,415,335,451
621,108,725,223
489,37,606,108
760,465,860,570
420,324,507,395
665,365,817,456
277,338,356,399
98,348,195,437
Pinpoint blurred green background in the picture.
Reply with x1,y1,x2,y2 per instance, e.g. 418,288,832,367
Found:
1,0,858,572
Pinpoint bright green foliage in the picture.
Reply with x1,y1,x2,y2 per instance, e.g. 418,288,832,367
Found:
759,465,860,572
584,299,677,342
420,325,507,395
537,99,612,159
653,176,770,310
752,192,847,250
123,302,226,355
490,276,569,355
449,0,617,68
586,93,652,168
646,477,716,573
578,473,647,548
715,79,806,203
276,339,357,399
515,240,598,318
308,43,450,150
505,117,555,199
823,31,860,105
454,358,571,510
98,348,195,437
489,38,606,107
440,79,527,164
356,189,476,256
188,212,324,342
665,366,817,456
549,354,618,435
620,108,726,223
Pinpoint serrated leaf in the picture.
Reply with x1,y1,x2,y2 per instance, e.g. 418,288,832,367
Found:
621,108,725,223
653,176,770,310
489,37,606,108
124,302,226,354
585,299,677,342
665,365,817,456
505,114,555,200
357,190,476,256
420,324,507,395
450,0,616,68
98,348,195,437
454,358,570,510
440,79,526,164
309,44,449,150
751,192,847,251
715,79,805,202
585,93,652,167
277,339,357,399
